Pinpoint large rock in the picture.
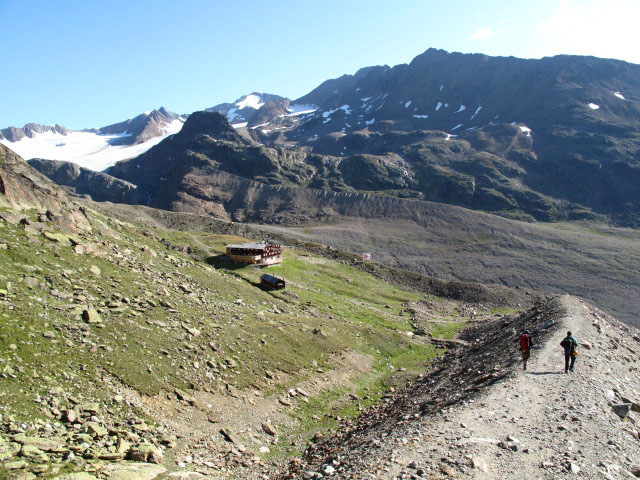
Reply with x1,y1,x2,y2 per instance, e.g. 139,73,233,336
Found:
0,436,20,461
128,444,163,464
19,444,49,463
13,472,37,480
84,422,108,437
52,474,99,480
12,434,67,452
100,462,167,480
612,403,632,418
82,309,103,324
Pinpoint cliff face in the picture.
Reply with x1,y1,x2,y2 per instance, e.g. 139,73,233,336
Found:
27,158,144,205
0,144,89,232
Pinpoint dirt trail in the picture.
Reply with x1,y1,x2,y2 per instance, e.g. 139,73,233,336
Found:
280,296,640,479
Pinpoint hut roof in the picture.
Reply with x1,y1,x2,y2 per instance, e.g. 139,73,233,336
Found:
227,241,280,249
260,274,283,283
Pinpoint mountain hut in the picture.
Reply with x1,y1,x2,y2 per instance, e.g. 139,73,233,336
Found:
260,274,285,290
225,241,283,266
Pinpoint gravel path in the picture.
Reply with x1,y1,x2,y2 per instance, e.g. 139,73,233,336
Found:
283,296,640,479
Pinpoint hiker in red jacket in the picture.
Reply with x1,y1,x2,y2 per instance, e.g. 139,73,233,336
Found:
519,330,534,370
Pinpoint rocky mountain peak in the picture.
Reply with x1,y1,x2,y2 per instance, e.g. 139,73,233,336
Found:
177,111,241,141
247,98,291,128
0,123,70,142
205,92,286,126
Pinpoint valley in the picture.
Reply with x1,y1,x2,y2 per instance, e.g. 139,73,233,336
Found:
2,144,533,479
1,43,640,480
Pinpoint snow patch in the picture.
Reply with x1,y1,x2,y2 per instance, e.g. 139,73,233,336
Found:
232,122,248,129
322,105,351,118
451,124,463,131
413,115,429,119
405,101,412,108
435,102,443,111
614,92,625,100
588,103,600,110
286,104,318,116
469,106,482,120
360,97,372,102
454,105,466,113
440,85,444,91
519,125,532,136
236,94,265,110
365,118,375,126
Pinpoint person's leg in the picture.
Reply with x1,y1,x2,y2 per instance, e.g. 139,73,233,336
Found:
565,353,570,373
569,355,576,372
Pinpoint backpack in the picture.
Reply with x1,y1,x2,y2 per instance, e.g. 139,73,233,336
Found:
519,334,531,351
561,337,576,354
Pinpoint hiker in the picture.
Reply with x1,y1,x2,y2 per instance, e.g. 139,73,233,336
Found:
519,330,534,370
560,331,579,373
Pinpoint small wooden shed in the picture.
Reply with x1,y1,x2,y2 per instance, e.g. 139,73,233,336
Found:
260,274,285,290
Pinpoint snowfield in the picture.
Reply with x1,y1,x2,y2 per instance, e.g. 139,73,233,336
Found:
235,93,265,110
286,104,319,116
0,119,184,172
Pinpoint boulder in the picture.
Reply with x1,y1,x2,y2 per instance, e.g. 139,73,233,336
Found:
13,472,37,480
84,421,108,437
82,309,103,324
621,396,640,413
19,444,49,463
471,457,488,472
12,434,67,452
261,421,277,436
100,462,166,480
43,231,78,245
52,474,100,480
128,444,163,464
79,402,100,414
174,388,196,405
612,403,632,418
0,436,20,461
3,459,28,470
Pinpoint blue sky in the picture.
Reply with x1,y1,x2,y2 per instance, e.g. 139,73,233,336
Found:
1,0,638,129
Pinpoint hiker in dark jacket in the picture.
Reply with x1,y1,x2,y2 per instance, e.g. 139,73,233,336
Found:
560,331,579,373
519,330,534,370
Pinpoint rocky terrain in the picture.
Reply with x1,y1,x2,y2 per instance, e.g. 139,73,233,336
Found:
2,145,535,479
26,159,145,205
205,93,287,127
278,295,640,479
2,46,640,479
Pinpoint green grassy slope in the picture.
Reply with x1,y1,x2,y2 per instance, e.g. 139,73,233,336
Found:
0,204,495,477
